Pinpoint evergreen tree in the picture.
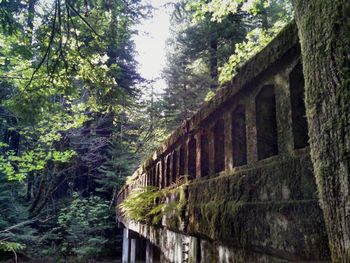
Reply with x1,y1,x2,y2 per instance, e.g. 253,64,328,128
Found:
0,0,150,260
160,0,291,132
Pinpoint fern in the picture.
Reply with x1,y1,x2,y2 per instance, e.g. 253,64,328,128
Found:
119,179,190,225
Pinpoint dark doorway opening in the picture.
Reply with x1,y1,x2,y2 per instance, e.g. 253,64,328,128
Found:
256,85,278,160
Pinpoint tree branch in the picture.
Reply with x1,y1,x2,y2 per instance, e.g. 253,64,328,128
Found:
66,1,103,39
25,0,58,90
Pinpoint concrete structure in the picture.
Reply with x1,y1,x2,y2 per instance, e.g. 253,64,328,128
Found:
116,22,330,262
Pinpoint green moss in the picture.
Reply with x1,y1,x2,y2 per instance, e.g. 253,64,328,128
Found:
164,184,189,230
183,155,329,259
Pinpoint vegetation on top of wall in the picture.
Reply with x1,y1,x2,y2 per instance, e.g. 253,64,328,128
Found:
119,186,166,225
119,179,189,226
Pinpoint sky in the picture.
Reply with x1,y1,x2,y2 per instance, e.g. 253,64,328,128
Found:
133,1,172,94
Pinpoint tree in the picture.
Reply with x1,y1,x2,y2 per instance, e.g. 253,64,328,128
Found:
0,0,150,259
161,0,291,132
291,1,350,261
161,0,254,131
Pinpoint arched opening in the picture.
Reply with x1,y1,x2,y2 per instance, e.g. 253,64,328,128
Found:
188,137,197,177
256,85,278,160
289,63,309,149
232,105,247,166
200,131,209,176
172,151,177,183
213,119,225,173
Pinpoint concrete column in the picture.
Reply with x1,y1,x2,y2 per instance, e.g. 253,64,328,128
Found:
195,132,201,178
274,71,294,155
155,164,158,187
224,111,233,172
164,155,169,187
130,239,136,263
146,240,154,263
122,228,129,263
246,96,258,163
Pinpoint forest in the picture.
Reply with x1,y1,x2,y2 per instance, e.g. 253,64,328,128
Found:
0,0,349,262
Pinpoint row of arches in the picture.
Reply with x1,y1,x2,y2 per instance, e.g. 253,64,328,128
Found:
136,63,309,190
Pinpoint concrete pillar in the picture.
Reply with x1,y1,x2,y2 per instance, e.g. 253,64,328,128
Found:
195,132,201,178
246,96,258,163
122,228,129,263
168,154,173,185
224,111,233,172
146,240,154,263
164,155,169,187
274,71,294,155
130,239,136,263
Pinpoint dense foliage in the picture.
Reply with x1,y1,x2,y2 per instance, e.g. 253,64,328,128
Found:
0,0,152,261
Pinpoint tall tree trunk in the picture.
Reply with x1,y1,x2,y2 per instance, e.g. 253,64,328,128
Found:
209,37,218,89
292,1,350,261
27,0,37,42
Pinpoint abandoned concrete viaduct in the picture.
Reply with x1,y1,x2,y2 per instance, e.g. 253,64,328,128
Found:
115,22,330,262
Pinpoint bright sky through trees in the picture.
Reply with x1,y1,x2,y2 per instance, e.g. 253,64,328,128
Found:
133,0,171,93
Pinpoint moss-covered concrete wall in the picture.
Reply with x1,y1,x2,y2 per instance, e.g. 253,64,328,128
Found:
116,21,330,262
185,152,329,261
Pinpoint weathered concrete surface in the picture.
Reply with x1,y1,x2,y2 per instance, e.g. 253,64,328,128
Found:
116,21,330,262
118,153,329,262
